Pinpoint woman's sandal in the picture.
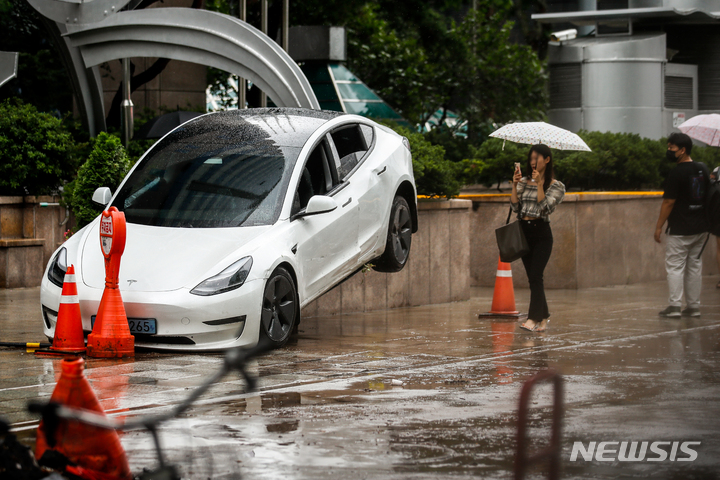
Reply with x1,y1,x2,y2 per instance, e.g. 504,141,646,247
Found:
519,321,539,332
535,319,550,333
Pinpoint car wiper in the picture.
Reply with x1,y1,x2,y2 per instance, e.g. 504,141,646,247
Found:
187,180,262,200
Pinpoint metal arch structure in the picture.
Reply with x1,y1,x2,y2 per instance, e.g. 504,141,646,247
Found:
63,8,320,110
39,19,108,137
0,52,19,88
26,2,320,136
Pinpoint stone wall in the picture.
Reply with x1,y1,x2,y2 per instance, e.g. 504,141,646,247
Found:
5,193,716,295
469,193,719,289
301,199,472,317
0,196,71,288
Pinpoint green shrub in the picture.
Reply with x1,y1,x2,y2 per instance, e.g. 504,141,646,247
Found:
65,132,133,228
0,98,78,195
553,131,667,191
692,143,720,173
459,131,720,191
459,138,526,190
382,123,461,198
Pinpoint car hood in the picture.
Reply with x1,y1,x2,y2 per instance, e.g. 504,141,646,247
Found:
81,222,270,291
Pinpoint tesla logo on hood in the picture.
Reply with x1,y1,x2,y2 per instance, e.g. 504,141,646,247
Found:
127,279,138,286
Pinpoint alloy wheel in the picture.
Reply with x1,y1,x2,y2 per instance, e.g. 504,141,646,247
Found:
261,274,296,343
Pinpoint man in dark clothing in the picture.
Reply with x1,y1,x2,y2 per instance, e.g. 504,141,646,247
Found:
654,133,710,317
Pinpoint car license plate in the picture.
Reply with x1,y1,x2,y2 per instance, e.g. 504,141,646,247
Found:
91,316,157,335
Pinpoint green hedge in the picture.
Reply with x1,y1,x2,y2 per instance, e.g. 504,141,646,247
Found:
380,123,461,197
65,132,133,228
0,98,79,195
460,131,720,191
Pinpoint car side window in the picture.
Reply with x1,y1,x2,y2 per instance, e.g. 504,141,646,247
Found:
330,124,371,180
292,139,333,216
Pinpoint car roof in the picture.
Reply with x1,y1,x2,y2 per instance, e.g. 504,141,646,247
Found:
177,108,346,148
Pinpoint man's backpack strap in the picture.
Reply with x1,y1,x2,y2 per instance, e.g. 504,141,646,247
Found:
697,233,711,260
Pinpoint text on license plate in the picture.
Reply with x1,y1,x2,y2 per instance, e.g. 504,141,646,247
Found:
90,316,157,335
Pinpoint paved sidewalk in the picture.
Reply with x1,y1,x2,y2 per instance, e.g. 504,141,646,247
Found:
1,276,719,479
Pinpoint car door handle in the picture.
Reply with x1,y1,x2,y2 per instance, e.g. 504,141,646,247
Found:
376,166,387,175
342,197,352,207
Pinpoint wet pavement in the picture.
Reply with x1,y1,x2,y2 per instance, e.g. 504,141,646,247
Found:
2,277,720,479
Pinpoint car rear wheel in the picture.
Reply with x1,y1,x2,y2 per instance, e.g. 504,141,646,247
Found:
373,196,413,273
260,268,297,348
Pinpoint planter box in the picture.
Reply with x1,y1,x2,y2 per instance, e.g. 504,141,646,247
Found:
0,196,72,288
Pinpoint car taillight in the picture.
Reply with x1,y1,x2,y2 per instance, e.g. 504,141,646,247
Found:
402,137,411,152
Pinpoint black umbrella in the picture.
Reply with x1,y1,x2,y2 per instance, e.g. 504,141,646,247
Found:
134,111,204,140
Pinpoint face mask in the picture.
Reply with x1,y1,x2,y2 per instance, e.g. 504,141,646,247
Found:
666,149,679,162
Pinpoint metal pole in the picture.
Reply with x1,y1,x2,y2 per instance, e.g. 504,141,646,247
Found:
260,0,268,107
238,0,246,109
282,0,289,52
121,58,133,147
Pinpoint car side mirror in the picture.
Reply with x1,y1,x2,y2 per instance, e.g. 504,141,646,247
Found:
300,195,337,217
92,187,113,207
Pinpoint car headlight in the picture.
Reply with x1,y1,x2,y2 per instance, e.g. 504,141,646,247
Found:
190,256,253,296
47,248,67,288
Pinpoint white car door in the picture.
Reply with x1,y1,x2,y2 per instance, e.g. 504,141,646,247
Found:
329,123,389,261
291,136,360,302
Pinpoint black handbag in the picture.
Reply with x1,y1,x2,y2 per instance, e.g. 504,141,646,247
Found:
495,207,529,263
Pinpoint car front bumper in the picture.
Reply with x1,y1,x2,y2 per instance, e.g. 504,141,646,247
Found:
40,276,265,352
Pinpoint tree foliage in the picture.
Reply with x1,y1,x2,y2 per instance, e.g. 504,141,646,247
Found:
0,98,79,195
65,133,133,228
286,0,548,152
382,122,461,198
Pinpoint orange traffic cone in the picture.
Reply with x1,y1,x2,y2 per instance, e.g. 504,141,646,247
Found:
478,257,522,318
36,265,86,356
35,357,132,480
86,287,134,358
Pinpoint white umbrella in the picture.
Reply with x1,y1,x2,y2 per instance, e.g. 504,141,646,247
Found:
678,114,720,147
490,122,591,151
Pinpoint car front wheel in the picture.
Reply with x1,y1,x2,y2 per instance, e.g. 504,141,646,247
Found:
374,195,413,273
260,267,297,348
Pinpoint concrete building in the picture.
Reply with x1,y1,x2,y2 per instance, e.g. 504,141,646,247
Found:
534,0,720,139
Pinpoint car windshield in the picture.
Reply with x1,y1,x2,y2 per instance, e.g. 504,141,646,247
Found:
112,116,306,228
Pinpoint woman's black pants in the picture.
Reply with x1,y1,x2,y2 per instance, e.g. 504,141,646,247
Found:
520,219,553,321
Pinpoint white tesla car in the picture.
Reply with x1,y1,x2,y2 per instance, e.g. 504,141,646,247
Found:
40,108,417,350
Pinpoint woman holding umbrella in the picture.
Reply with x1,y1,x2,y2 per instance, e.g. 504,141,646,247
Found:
510,144,566,332
491,122,588,332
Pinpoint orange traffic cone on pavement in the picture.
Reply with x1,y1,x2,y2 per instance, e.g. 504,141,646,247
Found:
36,265,86,356
478,257,522,318
35,357,132,480
86,288,134,358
